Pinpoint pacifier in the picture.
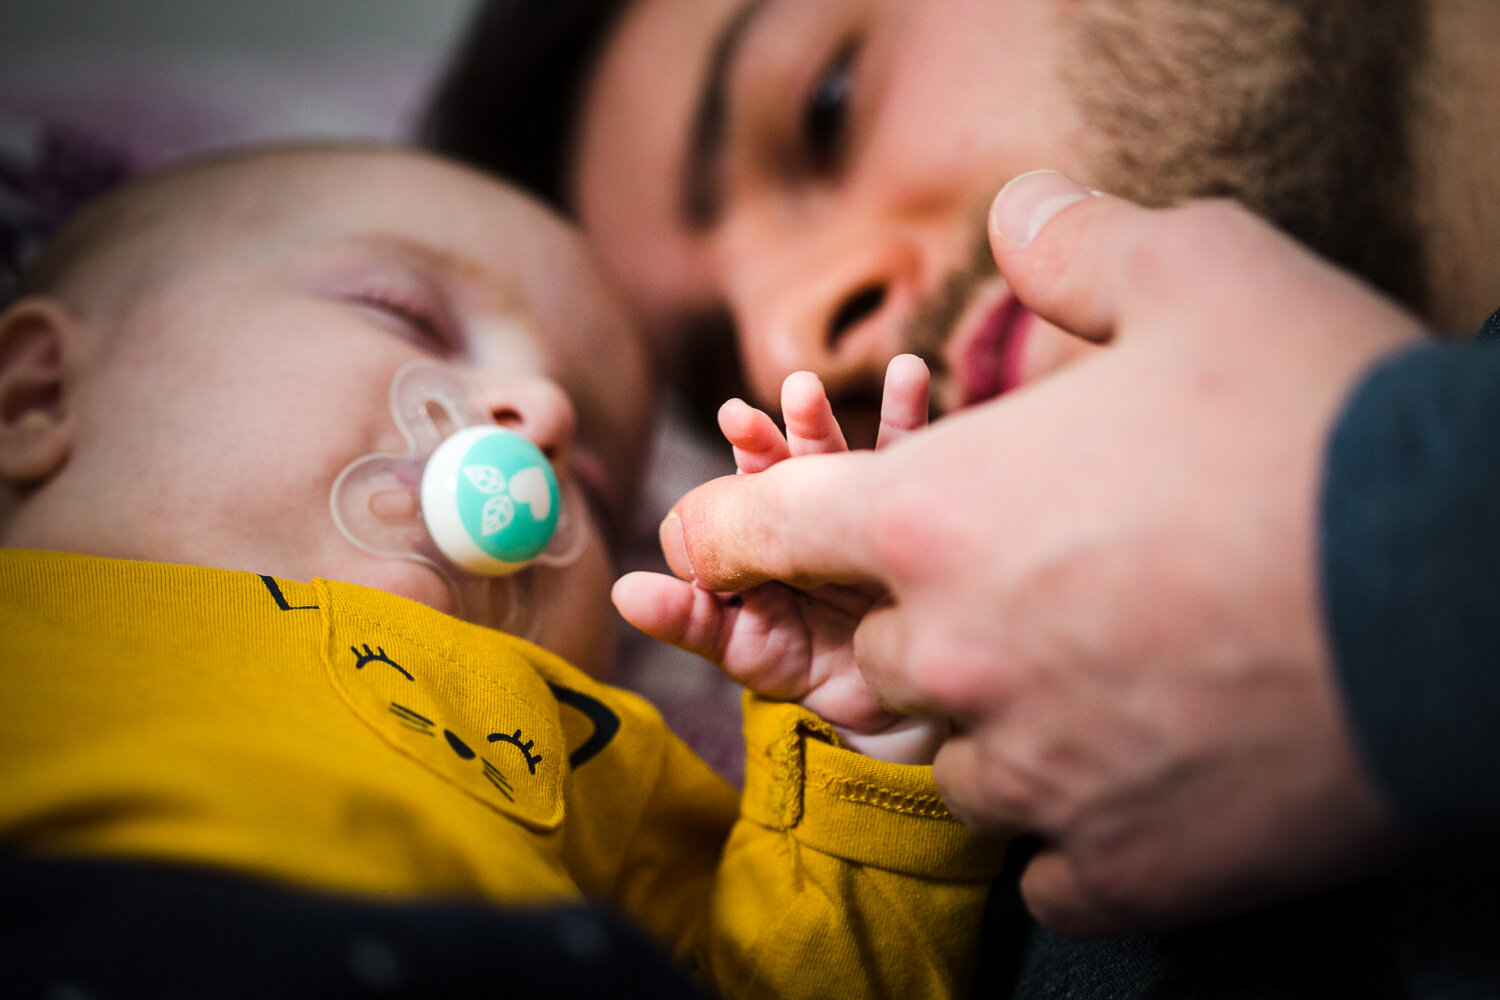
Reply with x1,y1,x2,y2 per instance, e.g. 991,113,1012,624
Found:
331,359,586,634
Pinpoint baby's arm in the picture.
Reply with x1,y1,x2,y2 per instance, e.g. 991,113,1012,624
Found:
613,356,947,763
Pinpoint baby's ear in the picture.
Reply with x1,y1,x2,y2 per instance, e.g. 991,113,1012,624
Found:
0,297,81,484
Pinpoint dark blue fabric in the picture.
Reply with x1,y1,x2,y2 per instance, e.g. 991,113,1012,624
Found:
0,854,712,999
1478,307,1500,342
1321,337,1500,836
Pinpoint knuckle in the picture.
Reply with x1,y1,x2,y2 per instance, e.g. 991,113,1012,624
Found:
1058,839,1177,931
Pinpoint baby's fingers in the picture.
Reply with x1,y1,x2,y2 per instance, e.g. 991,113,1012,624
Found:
612,571,732,660
782,371,848,456
719,397,791,473
613,572,816,700
876,354,930,449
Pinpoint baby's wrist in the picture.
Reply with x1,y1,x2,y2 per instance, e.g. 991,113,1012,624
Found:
832,716,950,765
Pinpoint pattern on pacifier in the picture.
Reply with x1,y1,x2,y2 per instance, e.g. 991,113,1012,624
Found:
330,359,585,635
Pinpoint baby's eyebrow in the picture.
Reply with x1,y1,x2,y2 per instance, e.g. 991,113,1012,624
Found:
324,233,485,282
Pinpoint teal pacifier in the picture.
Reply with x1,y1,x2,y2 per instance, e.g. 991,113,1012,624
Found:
331,360,585,633
421,425,560,575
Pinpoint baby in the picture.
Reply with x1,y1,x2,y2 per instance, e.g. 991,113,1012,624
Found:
0,144,1001,998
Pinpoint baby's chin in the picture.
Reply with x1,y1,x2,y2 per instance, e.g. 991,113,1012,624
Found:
347,561,459,617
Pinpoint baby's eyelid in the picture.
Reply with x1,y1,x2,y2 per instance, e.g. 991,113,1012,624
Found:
345,283,459,354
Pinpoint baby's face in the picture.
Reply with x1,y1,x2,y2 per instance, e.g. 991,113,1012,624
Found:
60,150,652,675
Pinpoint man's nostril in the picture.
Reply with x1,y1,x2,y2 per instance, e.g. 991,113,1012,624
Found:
827,284,886,347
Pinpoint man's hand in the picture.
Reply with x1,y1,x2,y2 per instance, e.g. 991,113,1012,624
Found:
613,356,947,762
653,171,1422,935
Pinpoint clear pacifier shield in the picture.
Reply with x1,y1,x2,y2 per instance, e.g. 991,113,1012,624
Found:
422,425,560,575
330,359,586,633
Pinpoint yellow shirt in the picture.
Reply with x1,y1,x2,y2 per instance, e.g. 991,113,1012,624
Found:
0,551,1004,998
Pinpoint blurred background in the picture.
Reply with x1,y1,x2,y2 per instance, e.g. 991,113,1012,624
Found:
0,0,479,163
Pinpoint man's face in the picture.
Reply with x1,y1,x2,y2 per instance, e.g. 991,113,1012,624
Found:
574,0,1106,440
572,0,1425,442
51,151,651,676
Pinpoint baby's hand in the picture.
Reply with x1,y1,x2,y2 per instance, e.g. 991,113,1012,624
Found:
613,356,948,764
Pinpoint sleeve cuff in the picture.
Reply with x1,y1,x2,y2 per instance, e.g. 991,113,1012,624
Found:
738,694,1006,878
1320,338,1500,837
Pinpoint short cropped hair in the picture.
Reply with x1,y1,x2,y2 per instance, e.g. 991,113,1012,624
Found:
421,0,631,215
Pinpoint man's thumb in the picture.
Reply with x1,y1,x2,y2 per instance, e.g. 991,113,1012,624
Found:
988,170,1195,346
662,451,886,592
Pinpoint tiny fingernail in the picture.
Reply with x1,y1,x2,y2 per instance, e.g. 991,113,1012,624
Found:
992,170,1093,247
659,512,695,582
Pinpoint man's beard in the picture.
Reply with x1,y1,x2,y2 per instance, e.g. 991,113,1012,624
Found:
899,0,1429,414
1066,0,1429,314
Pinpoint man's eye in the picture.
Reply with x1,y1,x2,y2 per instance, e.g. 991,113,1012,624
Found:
801,39,858,175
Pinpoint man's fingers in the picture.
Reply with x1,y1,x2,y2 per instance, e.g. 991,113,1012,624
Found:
849,597,924,713
1018,848,1100,937
1017,846,1141,939
987,171,1115,340
661,451,886,591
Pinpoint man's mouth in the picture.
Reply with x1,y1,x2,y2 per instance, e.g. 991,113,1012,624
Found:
947,291,1035,409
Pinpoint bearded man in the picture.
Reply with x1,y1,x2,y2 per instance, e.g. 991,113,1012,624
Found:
424,3,1500,996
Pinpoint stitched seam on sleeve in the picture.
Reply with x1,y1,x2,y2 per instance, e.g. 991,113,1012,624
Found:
803,766,954,819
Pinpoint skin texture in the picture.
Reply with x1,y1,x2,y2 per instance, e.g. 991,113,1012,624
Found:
649,172,1423,935
0,148,652,678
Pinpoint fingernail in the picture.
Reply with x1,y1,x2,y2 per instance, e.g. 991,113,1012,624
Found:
659,511,695,582
992,170,1093,247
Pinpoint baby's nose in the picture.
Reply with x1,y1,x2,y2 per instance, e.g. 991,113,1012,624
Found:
483,376,577,469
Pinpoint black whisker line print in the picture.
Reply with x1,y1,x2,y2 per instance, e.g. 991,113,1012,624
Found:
482,759,514,791
482,760,516,802
389,703,434,726
351,644,413,680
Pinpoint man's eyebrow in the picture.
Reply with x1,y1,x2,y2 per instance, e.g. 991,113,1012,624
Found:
682,0,771,230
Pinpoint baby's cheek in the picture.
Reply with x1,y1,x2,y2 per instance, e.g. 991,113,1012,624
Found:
529,536,617,678
363,561,457,617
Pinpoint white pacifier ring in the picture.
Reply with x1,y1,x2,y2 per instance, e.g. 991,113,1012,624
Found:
331,359,585,635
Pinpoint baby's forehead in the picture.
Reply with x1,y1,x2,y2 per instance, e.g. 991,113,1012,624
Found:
131,147,645,351
183,148,591,262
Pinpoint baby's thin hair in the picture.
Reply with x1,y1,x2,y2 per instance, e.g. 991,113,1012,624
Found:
5,140,402,310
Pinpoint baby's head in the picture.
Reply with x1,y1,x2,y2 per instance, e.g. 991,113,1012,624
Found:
0,144,653,676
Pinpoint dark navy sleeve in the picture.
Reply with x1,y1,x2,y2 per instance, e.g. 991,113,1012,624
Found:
1319,311,1500,838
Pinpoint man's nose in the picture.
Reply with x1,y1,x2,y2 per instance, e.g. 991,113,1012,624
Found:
732,236,920,410
476,375,578,469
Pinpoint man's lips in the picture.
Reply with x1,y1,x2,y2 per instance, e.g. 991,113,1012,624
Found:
953,294,1035,408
